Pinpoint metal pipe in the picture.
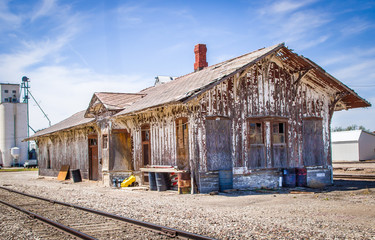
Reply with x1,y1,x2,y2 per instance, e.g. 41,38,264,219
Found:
27,90,51,127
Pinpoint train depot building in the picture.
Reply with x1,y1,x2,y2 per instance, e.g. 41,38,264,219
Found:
26,43,370,193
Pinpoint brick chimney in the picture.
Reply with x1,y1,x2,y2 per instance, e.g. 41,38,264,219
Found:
194,44,208,72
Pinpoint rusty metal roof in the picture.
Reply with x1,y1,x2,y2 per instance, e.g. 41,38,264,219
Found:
25,110,94,140
114,43,369,117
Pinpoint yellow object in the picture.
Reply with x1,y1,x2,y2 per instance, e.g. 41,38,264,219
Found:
121,175,136,187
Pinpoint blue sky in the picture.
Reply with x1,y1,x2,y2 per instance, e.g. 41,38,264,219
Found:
0,0,374,132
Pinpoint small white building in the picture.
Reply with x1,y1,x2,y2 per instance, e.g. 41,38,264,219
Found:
0,83,28,167
331,130,375,162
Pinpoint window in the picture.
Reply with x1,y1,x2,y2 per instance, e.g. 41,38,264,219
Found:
272,122,286,144
4,90,8,93
89,138,98,146
4,98,9,102
12,90,16,93
102,134,108,149
247,120,266,169
249,122,263,144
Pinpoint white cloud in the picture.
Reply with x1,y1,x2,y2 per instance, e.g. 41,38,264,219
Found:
267,0,317,14
319,47,375,88
255,1,332,50
340,18,373,36
31,0,56,22
26,65,150,131
0,1,22,30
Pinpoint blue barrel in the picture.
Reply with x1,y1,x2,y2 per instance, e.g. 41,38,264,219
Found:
155,173,168,191
283,169,296,188
219,170,233,192
148,172,157,191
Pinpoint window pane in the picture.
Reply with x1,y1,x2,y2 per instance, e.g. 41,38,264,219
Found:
273,122,286,144
249,122,263,144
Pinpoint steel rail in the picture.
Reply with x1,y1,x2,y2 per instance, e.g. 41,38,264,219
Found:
0,186,215,240
0,199,96,240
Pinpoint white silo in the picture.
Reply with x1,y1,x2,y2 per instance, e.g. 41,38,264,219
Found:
0,83,28,167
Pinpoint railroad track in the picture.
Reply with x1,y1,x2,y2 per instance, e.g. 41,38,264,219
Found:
0,186,214,240
333,174,375,180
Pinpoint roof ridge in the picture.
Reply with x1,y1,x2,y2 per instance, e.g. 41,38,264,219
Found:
95,92,145,95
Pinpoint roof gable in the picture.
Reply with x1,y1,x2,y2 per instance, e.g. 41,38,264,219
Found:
85,92,145,118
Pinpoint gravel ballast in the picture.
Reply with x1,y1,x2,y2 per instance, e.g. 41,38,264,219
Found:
0,171,374,239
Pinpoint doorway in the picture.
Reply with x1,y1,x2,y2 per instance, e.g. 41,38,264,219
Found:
176,117,189,170
205,117,232,171
141,125,151,167
88,135,99,180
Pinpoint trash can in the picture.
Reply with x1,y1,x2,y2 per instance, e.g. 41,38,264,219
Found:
155,173,168,191
148,172,157,191
282,168,296,187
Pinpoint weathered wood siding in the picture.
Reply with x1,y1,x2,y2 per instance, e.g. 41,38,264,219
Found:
193,57,331,173
37,127,93,178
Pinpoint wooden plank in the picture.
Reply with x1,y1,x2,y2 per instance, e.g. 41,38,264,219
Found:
140,167,187,173
57,165,70,181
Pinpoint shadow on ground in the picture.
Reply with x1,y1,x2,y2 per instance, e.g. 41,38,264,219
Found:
215,179,375,197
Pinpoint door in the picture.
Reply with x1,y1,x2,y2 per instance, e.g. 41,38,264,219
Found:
176,118,189,170
88,136,99,180
271,122,288,168
141,125,151,166
206,118,232,171
303,119,324,166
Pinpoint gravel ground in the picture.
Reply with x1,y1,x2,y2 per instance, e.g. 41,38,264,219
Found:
0,171,375,240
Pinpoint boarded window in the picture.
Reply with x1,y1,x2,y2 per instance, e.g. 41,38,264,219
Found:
176,118,189,170
271,122,287,168
247,120,266,169
110,130,133,171
206,118,232,171
303,119,324,166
